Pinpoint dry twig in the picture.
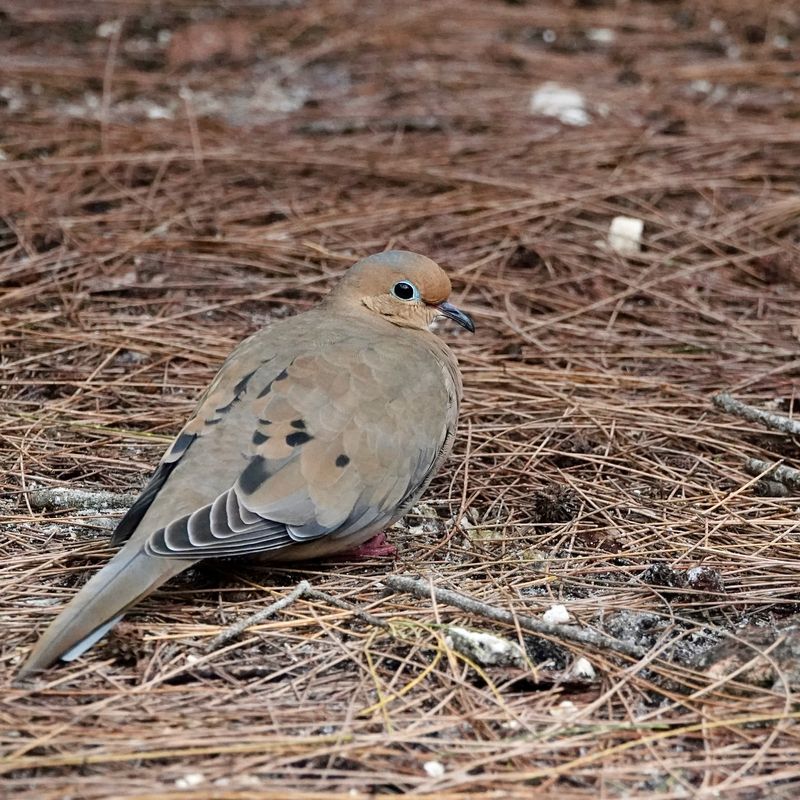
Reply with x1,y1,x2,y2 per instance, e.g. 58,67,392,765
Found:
383,575,647,659
713,392,800,436
744,459,800,492
206,580,389,651
27,487,137,511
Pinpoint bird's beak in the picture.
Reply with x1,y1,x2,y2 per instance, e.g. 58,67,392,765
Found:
437,301,475,333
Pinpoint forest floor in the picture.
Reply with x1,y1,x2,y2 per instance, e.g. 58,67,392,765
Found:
2,0,800,797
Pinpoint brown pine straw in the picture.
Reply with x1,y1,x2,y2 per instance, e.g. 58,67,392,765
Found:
3,0,800,797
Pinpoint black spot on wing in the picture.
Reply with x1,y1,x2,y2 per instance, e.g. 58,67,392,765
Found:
216,398,235,415
286,431,313,447
217,369,257,413
335,454,350,467
252,430,269,445
233,369,256,396
256,366,291,399
290,419,306,429
239,455,270,495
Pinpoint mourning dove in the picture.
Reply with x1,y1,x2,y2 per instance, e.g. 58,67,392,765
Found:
19,250,474,677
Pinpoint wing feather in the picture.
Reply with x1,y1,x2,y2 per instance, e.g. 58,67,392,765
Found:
139,327,459,561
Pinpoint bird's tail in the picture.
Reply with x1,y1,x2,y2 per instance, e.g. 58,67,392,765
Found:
17,540,190,679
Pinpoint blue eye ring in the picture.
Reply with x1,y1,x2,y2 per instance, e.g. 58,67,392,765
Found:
391,280,420,301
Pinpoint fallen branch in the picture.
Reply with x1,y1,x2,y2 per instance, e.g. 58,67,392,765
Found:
745,459,800,492
753,479,791,498
383,575,647,660
27,487,137,512
713,392,800,436
205,580,388,652
206,581,310,651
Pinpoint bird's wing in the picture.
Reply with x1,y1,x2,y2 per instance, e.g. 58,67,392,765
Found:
135,337,458,559
110,331,275,546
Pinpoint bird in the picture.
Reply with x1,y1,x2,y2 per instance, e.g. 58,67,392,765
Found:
18,250,474,677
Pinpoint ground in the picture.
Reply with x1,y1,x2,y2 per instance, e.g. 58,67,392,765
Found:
2,0,800,797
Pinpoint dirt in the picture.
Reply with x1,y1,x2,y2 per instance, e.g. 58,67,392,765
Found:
2,0,800,798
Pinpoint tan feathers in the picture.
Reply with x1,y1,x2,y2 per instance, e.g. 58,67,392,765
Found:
18,250,473,677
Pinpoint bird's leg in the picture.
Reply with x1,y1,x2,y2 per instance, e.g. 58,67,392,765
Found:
343,532,397,559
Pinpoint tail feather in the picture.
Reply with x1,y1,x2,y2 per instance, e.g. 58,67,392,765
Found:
17,541,191,679
60,614,125,662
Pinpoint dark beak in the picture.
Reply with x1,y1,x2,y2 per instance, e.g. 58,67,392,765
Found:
437,301,475,333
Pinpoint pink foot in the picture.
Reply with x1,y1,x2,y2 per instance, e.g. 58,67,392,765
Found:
344,532,397,559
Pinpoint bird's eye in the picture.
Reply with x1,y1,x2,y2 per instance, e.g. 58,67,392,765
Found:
391,281,419,301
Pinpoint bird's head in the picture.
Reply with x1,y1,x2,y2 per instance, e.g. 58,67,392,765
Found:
331,250,475,333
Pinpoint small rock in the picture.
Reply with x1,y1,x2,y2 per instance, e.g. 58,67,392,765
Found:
608,216,644,255
686,566,724,593
640,562,686,589
530,83,590,126
445,626,527,668
96,20,123,38
542,604,571,625
549,700,578,718
586,28,615,44
175,772,205,789
571,657,596,679
423,760,446,778
605,610,661,649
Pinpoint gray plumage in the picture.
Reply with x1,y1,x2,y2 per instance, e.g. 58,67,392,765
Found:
18,250,472,677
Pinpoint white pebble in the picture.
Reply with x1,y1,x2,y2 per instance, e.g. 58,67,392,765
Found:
175,772,205,789
689,79,713,95
586,28,615,44
542,604,571,625
608,216,644,255
572,657,596,679
549,700,577,718
423,760,446,778
96,20,123,38
530,83,590,127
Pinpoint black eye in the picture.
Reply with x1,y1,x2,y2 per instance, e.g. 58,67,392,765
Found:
391,281,418,301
